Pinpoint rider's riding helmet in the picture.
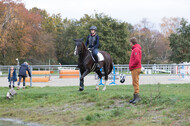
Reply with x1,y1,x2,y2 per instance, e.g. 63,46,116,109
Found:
89,26,97,30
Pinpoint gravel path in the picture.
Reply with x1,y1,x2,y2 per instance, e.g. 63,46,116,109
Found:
0,74,190,87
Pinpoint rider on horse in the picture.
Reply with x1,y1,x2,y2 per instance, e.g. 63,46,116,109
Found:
85,26,100,69
75,26,100,70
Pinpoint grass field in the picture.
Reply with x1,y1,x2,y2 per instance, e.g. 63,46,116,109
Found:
0,84,190,126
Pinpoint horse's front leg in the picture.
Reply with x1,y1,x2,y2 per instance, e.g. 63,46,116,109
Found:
96,79,99,91
79,77,84,91
79,69,89,91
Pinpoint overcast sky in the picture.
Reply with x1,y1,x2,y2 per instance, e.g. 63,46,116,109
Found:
23,0,190,30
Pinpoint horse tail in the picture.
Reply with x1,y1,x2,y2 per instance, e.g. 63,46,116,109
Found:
108,62,113,75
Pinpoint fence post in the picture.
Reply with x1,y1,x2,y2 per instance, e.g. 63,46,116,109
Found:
30,66,32,87
109,65,116,85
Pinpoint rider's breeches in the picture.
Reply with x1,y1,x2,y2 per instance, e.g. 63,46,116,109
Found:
92,48,99,62
131,68,141,94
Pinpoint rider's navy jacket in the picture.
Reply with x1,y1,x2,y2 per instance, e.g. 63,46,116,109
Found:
85,34,99,49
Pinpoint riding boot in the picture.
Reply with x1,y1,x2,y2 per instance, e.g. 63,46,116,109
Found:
96,63,100,69
94,55,100,70
132,93,141,104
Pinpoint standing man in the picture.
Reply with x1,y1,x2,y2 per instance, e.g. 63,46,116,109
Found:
129,37,142,104
17,62,31,90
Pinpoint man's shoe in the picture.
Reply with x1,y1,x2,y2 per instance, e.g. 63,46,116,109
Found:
13,85,15,88
9,85,11,89
129,94,135,103
132,93,141,104
96,63,100,69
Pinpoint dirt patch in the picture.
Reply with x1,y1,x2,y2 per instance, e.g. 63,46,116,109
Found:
33,102,96,115
63,102,96,112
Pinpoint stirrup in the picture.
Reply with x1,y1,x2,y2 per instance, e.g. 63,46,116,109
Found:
96,63,100,69
75,66,80,70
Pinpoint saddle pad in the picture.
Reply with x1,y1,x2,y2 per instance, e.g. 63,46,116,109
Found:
97,52,104,61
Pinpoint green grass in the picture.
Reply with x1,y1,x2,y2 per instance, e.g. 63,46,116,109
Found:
0,84,190,126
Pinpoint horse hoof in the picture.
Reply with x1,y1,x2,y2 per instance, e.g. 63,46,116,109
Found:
102,88,106,91
96,88,99,91
79,88,84,91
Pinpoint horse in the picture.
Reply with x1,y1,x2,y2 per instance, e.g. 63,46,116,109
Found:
73,38,113,91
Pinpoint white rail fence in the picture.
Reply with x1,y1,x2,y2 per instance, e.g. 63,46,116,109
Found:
0,64,190,78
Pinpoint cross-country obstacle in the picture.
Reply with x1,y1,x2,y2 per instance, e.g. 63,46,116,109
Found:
99,65,117,85
59,70,80,78
18,71,50,82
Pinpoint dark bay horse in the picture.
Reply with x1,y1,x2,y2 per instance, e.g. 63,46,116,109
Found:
74,38,113,91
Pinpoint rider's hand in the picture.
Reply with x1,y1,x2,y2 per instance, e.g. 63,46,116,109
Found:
91,47,94,50
88,48,92,51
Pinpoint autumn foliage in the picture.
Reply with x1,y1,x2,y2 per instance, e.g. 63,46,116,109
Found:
0,0,189,65
0,0,55,65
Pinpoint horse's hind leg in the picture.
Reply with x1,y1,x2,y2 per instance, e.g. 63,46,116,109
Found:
102,67,108,91
96,70,102,91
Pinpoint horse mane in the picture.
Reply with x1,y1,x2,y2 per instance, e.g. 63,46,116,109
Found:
82,42,88,52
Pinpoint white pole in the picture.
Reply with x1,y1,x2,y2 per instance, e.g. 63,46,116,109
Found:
49,59,50,71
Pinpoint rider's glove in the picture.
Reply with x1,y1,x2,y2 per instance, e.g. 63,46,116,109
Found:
91,47,94,50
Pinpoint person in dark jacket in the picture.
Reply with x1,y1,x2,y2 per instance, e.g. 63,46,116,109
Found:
129,37,142,104
8,66,17,88
17,62,31,90
85,26,100,69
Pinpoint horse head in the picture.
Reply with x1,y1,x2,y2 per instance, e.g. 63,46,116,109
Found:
73,38,86,56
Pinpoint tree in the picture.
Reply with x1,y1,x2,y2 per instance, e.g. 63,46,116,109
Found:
160,17,181,37
169,19,190,63
56,13,131,64
132,19,171,64
0,1,56,65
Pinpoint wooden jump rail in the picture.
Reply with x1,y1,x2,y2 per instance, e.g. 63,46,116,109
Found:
18,71,51,82
59,70,80,78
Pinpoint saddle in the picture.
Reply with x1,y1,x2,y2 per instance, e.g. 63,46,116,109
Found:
89,50,104,62
89,50,104,72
